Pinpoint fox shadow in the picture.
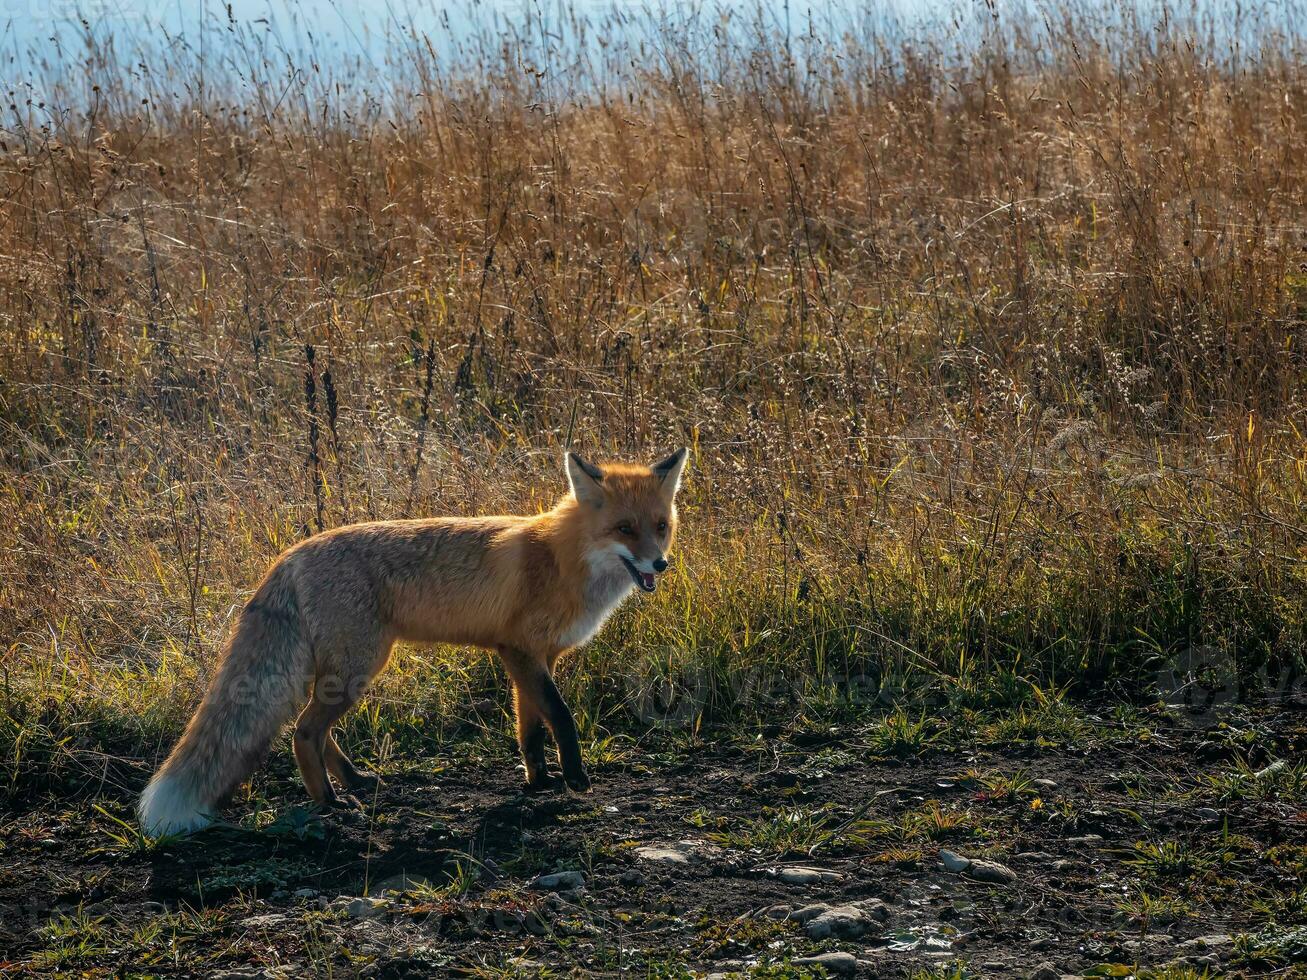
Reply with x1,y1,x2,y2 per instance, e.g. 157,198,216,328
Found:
141,773,587,906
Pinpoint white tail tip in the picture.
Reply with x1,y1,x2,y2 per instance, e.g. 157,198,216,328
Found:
138,773,214,835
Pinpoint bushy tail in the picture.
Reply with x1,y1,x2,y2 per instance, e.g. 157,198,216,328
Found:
139,562,313,835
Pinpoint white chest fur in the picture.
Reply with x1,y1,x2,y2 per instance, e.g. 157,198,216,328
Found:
559,557,634,650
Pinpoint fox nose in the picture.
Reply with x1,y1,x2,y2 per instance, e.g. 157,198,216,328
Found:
653,558,668,573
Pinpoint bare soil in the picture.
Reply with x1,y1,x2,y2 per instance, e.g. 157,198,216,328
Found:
1,707,1303,977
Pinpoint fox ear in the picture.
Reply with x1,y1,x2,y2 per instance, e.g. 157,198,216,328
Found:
566,452,606,508
652,447,688,495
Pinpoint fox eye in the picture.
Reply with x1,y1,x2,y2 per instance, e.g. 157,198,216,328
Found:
657,520,668,534
617,523,635,537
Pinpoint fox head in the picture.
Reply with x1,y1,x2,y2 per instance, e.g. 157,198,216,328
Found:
565,448,688,593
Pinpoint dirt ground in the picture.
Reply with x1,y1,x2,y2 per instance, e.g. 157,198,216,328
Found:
1,705,1304,977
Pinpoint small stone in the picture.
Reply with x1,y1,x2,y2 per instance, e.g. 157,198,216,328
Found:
853,897,890,919
619,870,646,886
802,902,885,939
331,896,389,919
939,849,1017,884
793,952,858,975
240,913,289,929
291,887,318,899
1013,851,1056,863
529,870,585,891
1032,778,1059,790
1178,934,1232,950
1065,834,1104,844
1027,962,1059,980
940,849,971,873
761,904,792,920
1254,759,1288,780
491,908,523,933
787,903,832,924
1194,807,1222,823
967,858,1018,884
522,910,548,936
775,866,843,885
634,843,694,865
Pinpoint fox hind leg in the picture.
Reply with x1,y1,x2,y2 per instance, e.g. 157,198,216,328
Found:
293,695,341,807
324,733,380,792
295,670,377,806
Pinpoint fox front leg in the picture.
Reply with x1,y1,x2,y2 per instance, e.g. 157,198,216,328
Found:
514,688,561,791
503,649,590,793
534,670,590,793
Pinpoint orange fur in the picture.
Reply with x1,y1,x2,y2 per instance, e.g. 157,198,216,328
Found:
138,449,688,834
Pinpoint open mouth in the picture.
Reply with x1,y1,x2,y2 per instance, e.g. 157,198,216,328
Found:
620,556,658,593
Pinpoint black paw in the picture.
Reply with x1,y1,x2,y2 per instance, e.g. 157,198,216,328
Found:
564,770,592,793
345,771,382,793
323,793,365,812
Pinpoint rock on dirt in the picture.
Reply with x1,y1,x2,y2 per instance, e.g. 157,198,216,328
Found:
529,870,585,891
790,899,889,939
761,865,844,885
939,849,1018,884
1255,759,1288,779
633,839,726,866
329,896,390,919
240,913,291,929
634,843,694,864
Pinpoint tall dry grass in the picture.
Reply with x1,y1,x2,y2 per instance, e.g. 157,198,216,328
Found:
0,1,1303,793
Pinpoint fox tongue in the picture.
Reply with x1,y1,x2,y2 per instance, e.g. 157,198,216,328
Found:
641,572,656,591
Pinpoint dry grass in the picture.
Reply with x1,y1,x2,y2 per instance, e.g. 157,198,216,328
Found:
0,2,1304,792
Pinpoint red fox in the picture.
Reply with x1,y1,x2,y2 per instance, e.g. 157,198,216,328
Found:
138,448,688,834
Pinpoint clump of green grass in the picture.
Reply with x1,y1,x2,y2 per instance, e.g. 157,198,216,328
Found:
984,698,1092,747
865,708,940,756
1127,839,1210,880
1118,889,1195,929
1233,924,1307,966
709,806,838,856
965,769,1040,805
693,916,797,959
1202,760,1307,803
30,910,111,969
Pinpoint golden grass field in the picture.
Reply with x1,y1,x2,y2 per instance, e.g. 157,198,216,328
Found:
0,0,1303,815
1,4,1306,976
